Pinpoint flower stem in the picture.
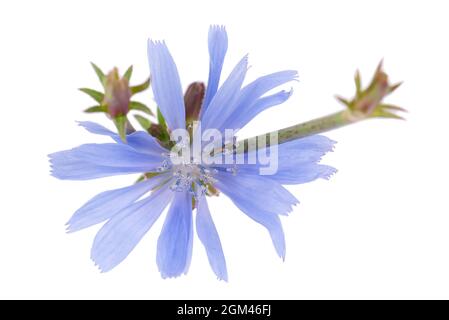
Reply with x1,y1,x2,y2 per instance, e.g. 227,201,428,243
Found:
237,109,361,153
231,61,405,154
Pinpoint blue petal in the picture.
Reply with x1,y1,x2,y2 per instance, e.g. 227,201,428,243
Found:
91,183,173,272
215,172,298,216
200,55,248,131
215,172,297,259
60,144,162,167
196,196,228,281
266,163,336,185
147,40,185,130
67,174,169,232
259,135,336,184
50,143,162,167
50,159,154,180
202,25,228,113
77,121,115,136
124,132,169,156
49,143,164,180
157,191,193,278
215,135,336,185
219,70,297,131
226,89,293,130
78,121,168,156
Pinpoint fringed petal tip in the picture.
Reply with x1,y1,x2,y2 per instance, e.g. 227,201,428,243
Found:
91,259,109,274
286,70,299,82
65,218,90,234
210,24,226,30
64,221,74,234
158,259,193,279
285,198,300,215
209,25,227,35
321,166,338,180
147,39,166,46
158,270,187,280
215,272,229,282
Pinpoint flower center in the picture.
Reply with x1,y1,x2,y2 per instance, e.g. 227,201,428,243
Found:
169,163,217,196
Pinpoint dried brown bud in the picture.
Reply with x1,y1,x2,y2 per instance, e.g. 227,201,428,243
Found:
184,82,205,121
148,123,162,138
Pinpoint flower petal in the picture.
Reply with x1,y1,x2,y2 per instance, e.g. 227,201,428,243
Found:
67,174,168,232
219,70,297,131
215,135,336,185
77,121,115,136
196,196,228,281
91,183,173,272
215,171,298,216
200,55,248,131
49,143,164,180
202,25,228,113
215,172,296,259
50,159,153,180
253,135,336,184
226,89,293,130
50,143,162,168
157,191,193,278
78,121,168,156
124,132,169,156
147,40,185,130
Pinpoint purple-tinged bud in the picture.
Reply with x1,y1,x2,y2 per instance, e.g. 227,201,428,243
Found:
184,82,205,122
103,68,132,117
336,61,405,120
354,63,390,115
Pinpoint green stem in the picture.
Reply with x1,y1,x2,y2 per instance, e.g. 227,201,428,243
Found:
236,109,362,153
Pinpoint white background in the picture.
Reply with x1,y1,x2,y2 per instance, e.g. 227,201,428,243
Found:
0,0,448,299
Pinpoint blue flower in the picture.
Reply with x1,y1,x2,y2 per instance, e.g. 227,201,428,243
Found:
49,26,336,280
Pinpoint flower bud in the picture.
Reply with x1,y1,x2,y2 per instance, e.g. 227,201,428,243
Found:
103,68,132,117
184,82,205,122
353,63,391,115
336,61,405,120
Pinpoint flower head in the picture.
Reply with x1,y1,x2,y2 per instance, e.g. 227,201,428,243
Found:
49,26,335,280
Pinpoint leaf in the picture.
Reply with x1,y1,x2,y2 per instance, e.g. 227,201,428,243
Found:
90,62,106,87
113,115,127,142
129,101,154,115
380,104,407,112
84,105,106,113
335,95,350,107
134,114,152,130
157,108,167,130
79,88,104,103
130,77,151,95
124,65,133,82
354,70,362,97
371,108,405,120
156,108,170,142
388,82,403,94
